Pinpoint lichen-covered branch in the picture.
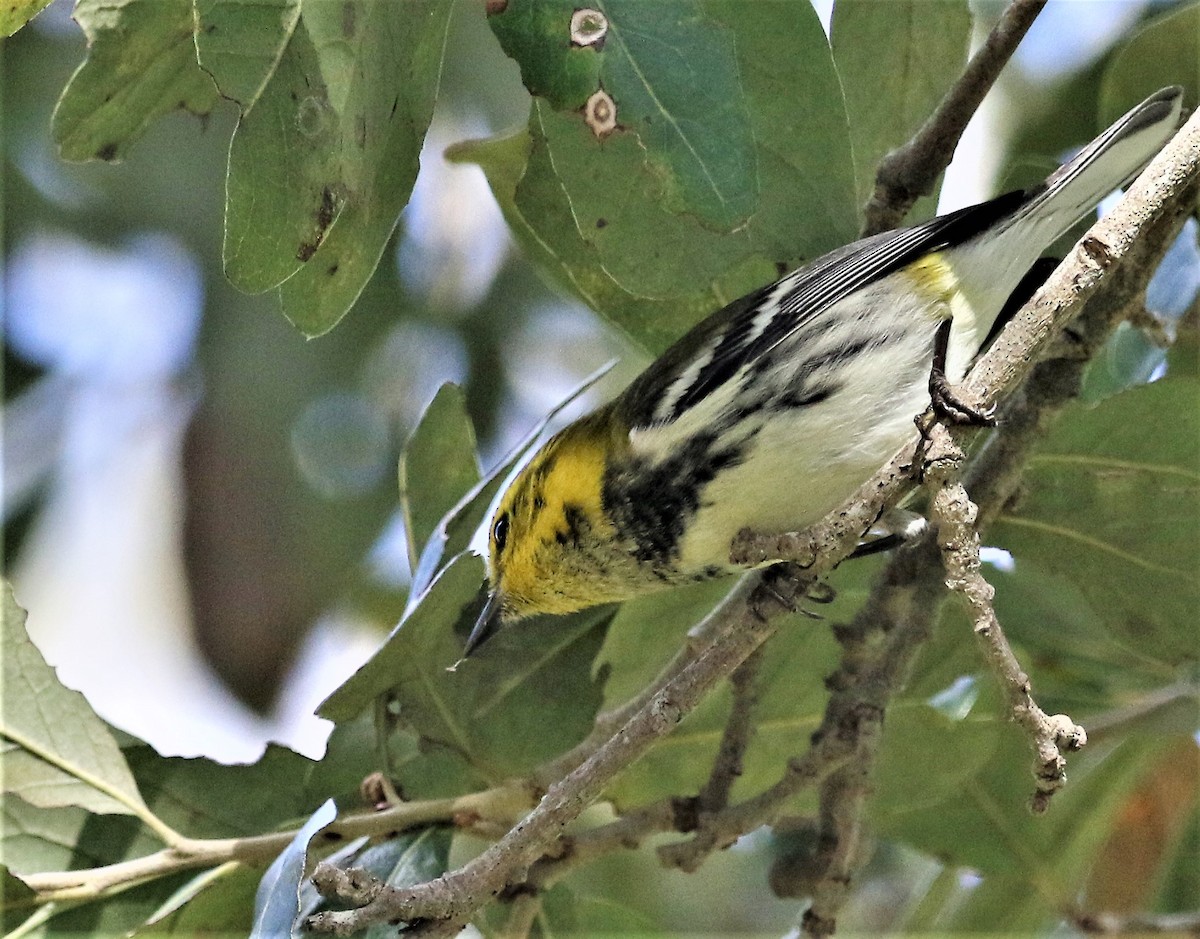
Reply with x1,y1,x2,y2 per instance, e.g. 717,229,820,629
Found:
924,424,1085,812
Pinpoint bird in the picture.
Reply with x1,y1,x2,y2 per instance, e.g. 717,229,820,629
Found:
463,87,1183,658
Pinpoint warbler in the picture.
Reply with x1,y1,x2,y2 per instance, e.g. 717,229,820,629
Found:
465,87,1183,657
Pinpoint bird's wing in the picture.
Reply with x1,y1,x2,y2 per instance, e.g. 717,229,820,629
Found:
617,190,1027,431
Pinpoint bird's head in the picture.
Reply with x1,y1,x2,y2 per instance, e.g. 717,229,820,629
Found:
463,410,632,657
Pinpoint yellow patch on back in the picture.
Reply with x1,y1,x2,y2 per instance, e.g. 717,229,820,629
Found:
904,252,960,316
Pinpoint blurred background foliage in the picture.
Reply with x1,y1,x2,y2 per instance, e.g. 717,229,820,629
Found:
2,0,1198,935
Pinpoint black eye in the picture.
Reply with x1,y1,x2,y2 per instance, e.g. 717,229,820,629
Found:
492,513,509,553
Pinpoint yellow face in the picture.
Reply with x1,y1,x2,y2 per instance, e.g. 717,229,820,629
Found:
484,413,621,621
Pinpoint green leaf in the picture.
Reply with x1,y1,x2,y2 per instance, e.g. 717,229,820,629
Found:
194,0,301,111
531,882,659,935
1,796,94,876
320,554,612,793
871,701,1006,814
1,864,37,935
454,126,725,355
51,0,219,162
492,0,757,230
1,583,145,817
990,373,1200,664
123,741,370,841
1098,1,1200,127
399,384,481,572
876,731,1176,911
319,553,486,724
223,15,349,293
831,0,972,220
251,799,336,939
0,795,190,936
0,0,53,37
140,863,260,936
265,0,454,335
483,0,857,352
142,861,242,929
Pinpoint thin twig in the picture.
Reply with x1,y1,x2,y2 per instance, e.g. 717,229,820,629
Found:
697,644,766,813
860,0,1048,236
20,784,532,902
924,424,1085,812
660,539,945,879
1072,908,1200,935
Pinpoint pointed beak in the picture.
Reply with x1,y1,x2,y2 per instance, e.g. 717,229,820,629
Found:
462,589,505,658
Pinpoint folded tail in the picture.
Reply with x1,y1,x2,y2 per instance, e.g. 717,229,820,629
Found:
950,87,1183,336
1005,86,1184,249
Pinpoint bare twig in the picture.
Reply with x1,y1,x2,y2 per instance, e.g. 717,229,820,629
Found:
1072,908,1200,935
697,644,766,813
802,764,874,938
924,424,1085,812
803,542,950,936
659,538,945,881
20,784,532,903
861,0,1048,236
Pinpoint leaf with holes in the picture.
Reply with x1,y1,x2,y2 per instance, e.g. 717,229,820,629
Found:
482,0,857,351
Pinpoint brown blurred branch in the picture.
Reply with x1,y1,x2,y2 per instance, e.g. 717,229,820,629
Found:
860,0,1048,236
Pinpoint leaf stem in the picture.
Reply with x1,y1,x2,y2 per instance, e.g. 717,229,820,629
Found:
0,726,185,847
19,783,532,904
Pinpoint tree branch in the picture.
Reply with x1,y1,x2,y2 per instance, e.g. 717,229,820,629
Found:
860,0,1048,236
697,644,765,813
924,423,1085,812
306,575,804,935
20,784,532,902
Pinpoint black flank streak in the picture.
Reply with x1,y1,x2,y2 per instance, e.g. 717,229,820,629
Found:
779,382,839,410
799,337,872,377
603,434,746,566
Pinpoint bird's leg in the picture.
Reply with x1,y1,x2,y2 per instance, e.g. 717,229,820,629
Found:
927,318,997,427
